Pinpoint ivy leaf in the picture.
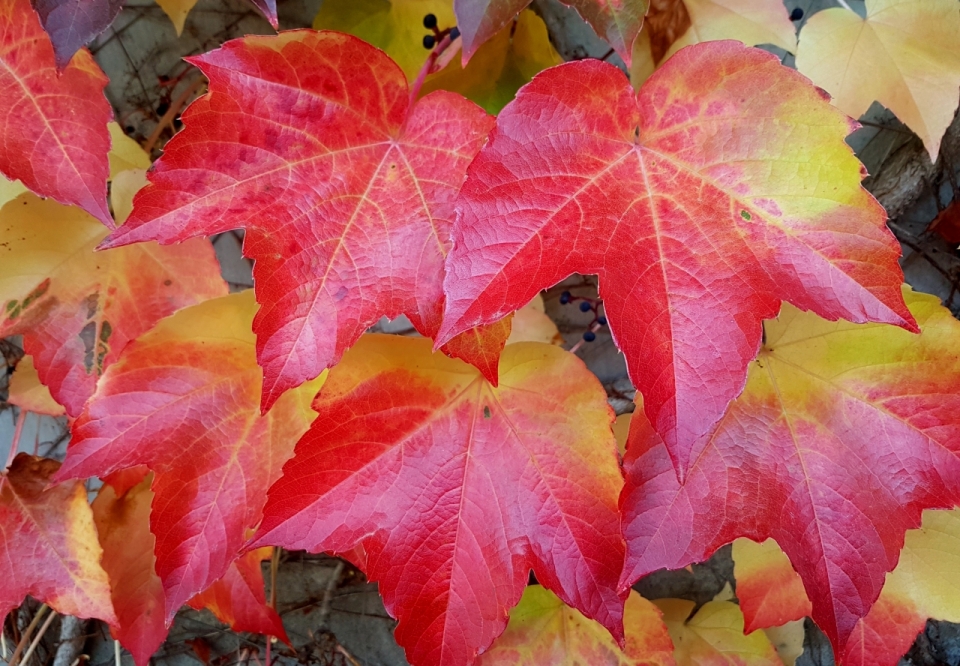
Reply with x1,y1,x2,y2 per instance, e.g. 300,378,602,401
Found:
313,0,456,80
478,586,675,666
92,472,168,666
619,286,960,654
422,10,562,114
0,0,112,225
29,0,123,70
631,0,797,85
56,292,322,621
733,508,960,666
454,0,646,67
655,599,782,665
796,0,960,161
102,31,500,411
438,41,914,480
0,194,227,418
94,472,289,665
187,547,288,641
8,356,65,416
0,454,116,624
250,335,626,666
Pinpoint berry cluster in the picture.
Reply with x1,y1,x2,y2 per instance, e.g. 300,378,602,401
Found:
422,14,461,49
558,291,607,342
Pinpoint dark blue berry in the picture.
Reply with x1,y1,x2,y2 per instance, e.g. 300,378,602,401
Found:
423,34,436,49
559,291,571,305
423,13,438,28
579,301,592,312
450,26,461,40
597,315,607,326
582,330,596,342
790,7,803,20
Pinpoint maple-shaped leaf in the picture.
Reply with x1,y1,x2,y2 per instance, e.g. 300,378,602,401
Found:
796,0,960,162
0,0,112,225
478,586,675,666
438,41,914,479
101,30,501,410
733,508,960,666
188,547,288,641
619,286,960,654
0,193,227,417
30,0,123,70
630,0,796,85
454,0,646,67
8,355,65,416
655,599,782,665
0,454,116,623
250,335,626,666
56,292,322,621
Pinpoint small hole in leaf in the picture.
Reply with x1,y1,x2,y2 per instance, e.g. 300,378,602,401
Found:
740,210,752,221
483,406,491,419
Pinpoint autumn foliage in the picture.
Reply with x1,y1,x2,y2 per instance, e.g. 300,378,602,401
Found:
2,0,960,664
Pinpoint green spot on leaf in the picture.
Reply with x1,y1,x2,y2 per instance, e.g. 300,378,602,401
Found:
484,406,491,419
740,210,752,221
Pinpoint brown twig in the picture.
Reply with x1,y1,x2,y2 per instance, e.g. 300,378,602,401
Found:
144,76,206,154
9,606,53,666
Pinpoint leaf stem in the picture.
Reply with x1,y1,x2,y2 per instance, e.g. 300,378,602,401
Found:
408,33,454,108
18,611,56,666
5,410,26,471
8,605,49,666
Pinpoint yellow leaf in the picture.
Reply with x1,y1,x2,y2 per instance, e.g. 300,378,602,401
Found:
111,169,148,226
655,599,782,665
313,0,455,81
506,295,562,346
796,0,960,161
0,175,26,209
762,621,804,666
478,586,675,665
155,0,200,34
8,355,65,416
422,10,563,113
108,122,151,178
631,0,796,86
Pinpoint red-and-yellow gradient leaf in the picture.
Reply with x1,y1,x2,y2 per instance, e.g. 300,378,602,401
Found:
56,292,322,621
733,509,960,666
0,0,112,225
100,31,502,410
438,41,914,480
251,335,626,666
0,454,116,624
655,599,782,665
453,0,647,67
619,287,960,654
0,194,227,417
795,0,960,162
478,586,675,666
187,547,288,642
731,539,810,633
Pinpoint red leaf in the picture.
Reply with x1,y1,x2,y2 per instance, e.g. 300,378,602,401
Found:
0,454,116,624
56,292,320,621
30,0,123,70
188,547,288,642
931,200,960,245
101,31,498,410
454,0,646,67
438,41,914,480
250,335,626,666
0,194,228,417
0,0,112,225
619,287,960,653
